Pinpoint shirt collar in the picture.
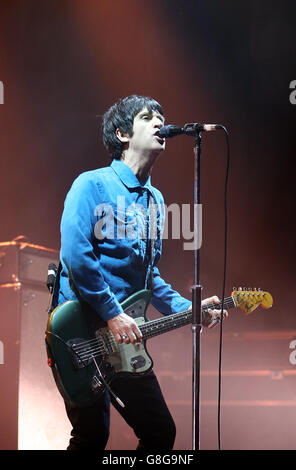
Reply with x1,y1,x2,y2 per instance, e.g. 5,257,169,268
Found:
111,159,152,190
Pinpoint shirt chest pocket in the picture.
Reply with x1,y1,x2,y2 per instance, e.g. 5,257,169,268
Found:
94,203,145,238
114,204,147,238
113,205,147,260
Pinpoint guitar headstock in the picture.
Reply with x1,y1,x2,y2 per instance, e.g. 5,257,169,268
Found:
231,287,273,315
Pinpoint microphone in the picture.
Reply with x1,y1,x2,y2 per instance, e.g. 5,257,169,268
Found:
159,123,221,138
159,125,184,138
47,263,57,294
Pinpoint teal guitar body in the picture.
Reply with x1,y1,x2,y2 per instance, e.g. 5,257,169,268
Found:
45,289,154,407
45,286,270,407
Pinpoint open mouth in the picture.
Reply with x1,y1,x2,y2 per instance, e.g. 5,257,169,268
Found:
154,131,165,143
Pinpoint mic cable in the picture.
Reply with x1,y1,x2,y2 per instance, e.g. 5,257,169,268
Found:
217,125,230,450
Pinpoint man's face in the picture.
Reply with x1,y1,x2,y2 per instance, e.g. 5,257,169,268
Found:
127,107,166,155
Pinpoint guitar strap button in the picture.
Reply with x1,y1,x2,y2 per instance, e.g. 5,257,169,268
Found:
47,357,53,367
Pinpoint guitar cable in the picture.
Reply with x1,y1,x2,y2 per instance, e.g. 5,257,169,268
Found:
216,125,230,450
92,354,125,408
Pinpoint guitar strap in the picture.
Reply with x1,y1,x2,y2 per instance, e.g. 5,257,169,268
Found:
148,194,157,293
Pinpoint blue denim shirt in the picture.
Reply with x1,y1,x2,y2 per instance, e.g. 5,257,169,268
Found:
58,159,191,321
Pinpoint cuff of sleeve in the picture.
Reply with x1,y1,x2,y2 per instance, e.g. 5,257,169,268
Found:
95,295,124,322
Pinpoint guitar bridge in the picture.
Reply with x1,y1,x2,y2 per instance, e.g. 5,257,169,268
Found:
95,329,119,354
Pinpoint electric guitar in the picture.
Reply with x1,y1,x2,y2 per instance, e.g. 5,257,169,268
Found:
45,288,273,407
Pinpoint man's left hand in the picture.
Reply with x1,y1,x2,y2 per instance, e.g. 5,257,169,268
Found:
201,295,228,328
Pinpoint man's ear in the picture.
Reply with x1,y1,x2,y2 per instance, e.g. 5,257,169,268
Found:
116,128,130,143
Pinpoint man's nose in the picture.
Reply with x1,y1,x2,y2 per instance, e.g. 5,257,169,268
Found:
153,117,163,128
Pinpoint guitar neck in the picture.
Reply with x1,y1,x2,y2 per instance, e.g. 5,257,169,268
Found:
139,296,236,340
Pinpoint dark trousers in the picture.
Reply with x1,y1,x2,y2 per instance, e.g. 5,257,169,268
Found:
65,370,176,451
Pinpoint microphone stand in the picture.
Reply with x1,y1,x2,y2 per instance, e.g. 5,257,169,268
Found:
185,122,226,450
189,125,203,451
162,121,223,451
161,121,219,450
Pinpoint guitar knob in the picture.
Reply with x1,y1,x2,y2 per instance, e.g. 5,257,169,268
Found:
131,360,137,369
130,355,146,369
232,286,236,291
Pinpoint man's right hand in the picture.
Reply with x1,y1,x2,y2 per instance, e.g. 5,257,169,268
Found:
107,313,143,345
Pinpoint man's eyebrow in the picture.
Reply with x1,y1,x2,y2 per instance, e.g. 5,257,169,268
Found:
152,111,165,123
139,110,165,122
157,113,165,123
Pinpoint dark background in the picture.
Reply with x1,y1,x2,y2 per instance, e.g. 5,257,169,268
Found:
0,0,295,450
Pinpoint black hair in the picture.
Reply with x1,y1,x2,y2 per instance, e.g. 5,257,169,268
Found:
101,94,164,159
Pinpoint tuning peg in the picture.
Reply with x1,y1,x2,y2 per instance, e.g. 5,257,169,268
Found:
238,287,242,291
248,287,252,291
253,287,257,291
258,287,262,291
232,286,236,291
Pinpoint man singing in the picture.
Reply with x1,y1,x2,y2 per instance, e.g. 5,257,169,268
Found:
56,94,225,450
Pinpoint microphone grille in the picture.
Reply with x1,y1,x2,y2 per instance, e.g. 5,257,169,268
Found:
159,125,183,138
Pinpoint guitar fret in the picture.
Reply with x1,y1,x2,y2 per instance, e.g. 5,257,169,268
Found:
140,313,191,339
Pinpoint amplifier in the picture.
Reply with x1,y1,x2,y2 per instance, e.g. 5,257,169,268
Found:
0,239,58,286
0,239,71,450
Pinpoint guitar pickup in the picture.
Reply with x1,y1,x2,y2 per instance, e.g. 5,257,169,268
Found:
67,338,93,369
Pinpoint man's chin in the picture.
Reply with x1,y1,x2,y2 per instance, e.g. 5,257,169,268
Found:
155,142,166,153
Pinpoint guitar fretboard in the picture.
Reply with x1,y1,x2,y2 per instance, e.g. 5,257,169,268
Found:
139,296,236,340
